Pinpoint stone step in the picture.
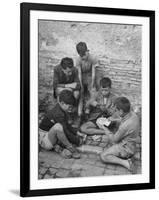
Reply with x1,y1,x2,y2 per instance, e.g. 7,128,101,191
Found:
77,145,103,155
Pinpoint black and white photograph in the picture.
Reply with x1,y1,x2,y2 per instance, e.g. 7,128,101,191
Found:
20,3,155,197
38,20,142,179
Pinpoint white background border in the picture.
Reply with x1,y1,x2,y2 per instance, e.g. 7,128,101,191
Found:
1,0,159,199
30,10,150,190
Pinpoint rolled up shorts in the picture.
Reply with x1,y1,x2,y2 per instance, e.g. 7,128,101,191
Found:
102,141,135,159
39,129,54,150
113,141,135,159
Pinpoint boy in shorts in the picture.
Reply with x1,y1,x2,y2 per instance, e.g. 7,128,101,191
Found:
100,97,140,173
80,77,118,135
39,90,83,158
76,42,99,116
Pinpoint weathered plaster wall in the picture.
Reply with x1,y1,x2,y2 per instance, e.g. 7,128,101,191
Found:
38,21,142,114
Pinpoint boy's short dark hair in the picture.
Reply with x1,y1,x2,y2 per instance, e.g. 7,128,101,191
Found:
76,42,88,56
60,57,73,69
115,97,131,113
59,90,76,106
100,77,112,88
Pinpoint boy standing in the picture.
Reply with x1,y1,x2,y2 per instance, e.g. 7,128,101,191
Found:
39,90,83,158
100,97,140,173
76,42,99,116
80,77,117,135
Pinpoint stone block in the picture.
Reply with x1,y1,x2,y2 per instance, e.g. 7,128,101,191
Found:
136,165,142,174
105,164,116,170
103,168,116,176
44,174,53,179
76,145,103,155
115,166,130,175
39,162,50,168
95,160,107,168
49,167,58,175
81,165,105,177
134,152,141,160
84,158,98,165
71,163,84,171
67,169,82,177
39,167,48,175
50,159,64,169
55,169,70,178
81,153,89,159
38,174,43,179
62,159,75,169
88,153,99,159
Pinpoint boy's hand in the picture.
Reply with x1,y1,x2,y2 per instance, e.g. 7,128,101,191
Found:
107,116,121,123
107,108,114,116
92,101,98,107
107,116,114,122
85,108,90,114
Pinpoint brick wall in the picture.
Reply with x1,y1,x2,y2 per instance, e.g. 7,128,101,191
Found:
38,52,141,115
95,57,141,111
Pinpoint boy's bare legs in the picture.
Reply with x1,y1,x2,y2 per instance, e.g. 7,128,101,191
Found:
73,90,80,100
80,121,108,135
48,123,75,151
77,94,83,117
100,145,131,170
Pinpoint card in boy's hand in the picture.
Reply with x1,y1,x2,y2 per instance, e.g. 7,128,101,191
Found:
96,117,111,129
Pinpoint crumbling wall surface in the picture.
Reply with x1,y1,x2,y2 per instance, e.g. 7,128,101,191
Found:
38,21,142,113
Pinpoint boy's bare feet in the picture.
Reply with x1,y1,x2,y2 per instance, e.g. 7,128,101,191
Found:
66,145,81,159
77,131,87,144
128,157,137,174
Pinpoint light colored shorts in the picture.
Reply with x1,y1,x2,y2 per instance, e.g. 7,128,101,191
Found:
115,141,135,159
102,141,135,159
39,129,54,150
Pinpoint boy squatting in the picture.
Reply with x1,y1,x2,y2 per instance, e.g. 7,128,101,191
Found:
39,90,84,159
80,77,140,172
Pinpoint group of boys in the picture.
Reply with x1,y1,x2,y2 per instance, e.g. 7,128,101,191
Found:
39,42,140,173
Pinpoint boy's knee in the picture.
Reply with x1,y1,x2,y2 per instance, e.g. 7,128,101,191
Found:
74,90,80,99
53,123,63,132
80,123,87,133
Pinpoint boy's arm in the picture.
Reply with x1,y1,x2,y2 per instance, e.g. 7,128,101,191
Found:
107,95,118,116
73,68,81,90
53,67,78,90
76,63,82,88
53,68,60,90
85,89,98,111
105,126,125,143
91,64,97,88
58,69,81,90
56,116,81,146
91,56,99,88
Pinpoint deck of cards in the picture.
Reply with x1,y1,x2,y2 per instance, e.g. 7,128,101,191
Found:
96,117,111,130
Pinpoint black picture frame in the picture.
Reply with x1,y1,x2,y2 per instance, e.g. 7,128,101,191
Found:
20,2,155,197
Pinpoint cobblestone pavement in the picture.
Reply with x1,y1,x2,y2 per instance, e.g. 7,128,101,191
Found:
39,135,141,179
